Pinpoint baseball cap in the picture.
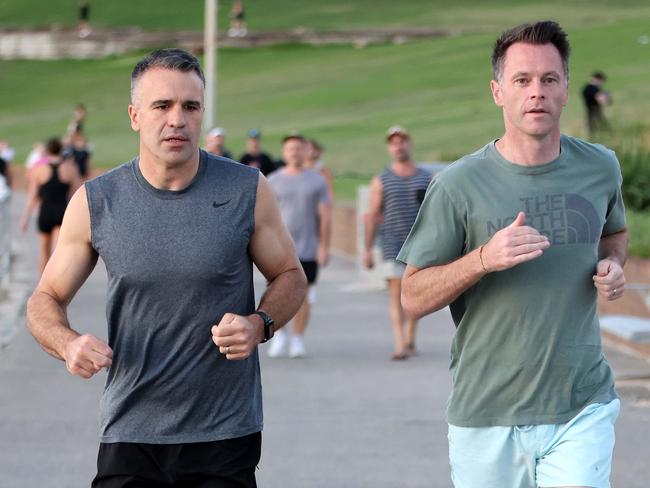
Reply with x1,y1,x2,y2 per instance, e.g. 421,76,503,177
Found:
386,125,410,141
247,128,261,139
207,127,225,137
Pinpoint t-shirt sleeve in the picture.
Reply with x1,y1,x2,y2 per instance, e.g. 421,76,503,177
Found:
318,176,331,205
602,154,626,235
397,176,466,268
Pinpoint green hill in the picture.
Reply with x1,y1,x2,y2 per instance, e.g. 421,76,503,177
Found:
1,18,648,172
2,0,650,33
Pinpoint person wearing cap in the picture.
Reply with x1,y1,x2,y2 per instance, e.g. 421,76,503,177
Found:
239,129,276,176
266,134,332,358
205,127,233,160
582,71,612,138
363,126,431,360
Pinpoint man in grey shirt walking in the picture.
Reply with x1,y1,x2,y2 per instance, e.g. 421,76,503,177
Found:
26,48,307,487
267,134,332,358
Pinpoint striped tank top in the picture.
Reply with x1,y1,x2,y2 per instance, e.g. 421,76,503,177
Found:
379,166,431,261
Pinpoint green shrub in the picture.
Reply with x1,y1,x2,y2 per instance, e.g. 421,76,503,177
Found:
618,149,650,212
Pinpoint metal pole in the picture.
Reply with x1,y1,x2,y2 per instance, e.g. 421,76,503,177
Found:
203,0,218,132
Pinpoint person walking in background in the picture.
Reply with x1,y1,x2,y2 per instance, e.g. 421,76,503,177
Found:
267,134,332,358
228,0,247,37
205,126,233,159
25,48,306,487
63,130,92,180
0,154,10,195
304,138,334,198
19,137,82,274
240,128,276,176
400,22,626,488
363,126,431,360
0,139,14,188
78,1,91,38
582,71,612,138
67,103,87,135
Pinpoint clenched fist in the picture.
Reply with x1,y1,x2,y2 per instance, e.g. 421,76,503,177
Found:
593,259,626,301
211,313,264,360
64,333,113,379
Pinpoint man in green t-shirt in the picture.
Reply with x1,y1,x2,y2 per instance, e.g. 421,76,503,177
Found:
399,21,627,488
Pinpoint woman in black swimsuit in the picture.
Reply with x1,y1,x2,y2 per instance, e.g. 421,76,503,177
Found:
20,138,82,274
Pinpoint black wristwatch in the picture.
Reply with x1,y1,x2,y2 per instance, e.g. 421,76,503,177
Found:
254,310,275,343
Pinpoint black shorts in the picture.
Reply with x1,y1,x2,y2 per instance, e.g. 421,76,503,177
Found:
37,204,66,234
300,260,318,284
91,432,261,488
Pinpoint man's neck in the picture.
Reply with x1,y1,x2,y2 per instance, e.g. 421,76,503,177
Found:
495,131,561,166
138,150,200,191
391,159,416,176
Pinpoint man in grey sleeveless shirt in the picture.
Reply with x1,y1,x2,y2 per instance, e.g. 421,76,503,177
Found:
26,48,307,488
363,126,431,360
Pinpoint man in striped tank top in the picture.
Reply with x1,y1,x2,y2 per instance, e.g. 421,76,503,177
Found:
363,126,431,360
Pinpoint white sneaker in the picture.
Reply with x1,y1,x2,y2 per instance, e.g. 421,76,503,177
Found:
267,329,287,358
289,336,306,358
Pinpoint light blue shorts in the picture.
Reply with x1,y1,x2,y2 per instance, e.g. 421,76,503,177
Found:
448,399,620,488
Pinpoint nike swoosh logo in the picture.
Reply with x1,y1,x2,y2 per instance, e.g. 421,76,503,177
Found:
212,199,231,208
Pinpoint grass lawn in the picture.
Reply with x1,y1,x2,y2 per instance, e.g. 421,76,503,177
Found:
2,0,650,33
1,2,649,254
1,18,648,174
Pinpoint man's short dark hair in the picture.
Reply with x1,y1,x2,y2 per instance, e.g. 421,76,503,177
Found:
282,133,306,145
592,71,607,82
131,48,205,101
45,137,62,156
492,21,570,81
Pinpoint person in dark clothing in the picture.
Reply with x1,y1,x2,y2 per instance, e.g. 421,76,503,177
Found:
20,137,82,274
582,71,611,138
0,157,9,189
78,1,91,37
239,129,276,176
62,130,92,180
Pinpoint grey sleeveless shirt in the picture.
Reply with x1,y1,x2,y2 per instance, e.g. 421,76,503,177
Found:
85,150,262,444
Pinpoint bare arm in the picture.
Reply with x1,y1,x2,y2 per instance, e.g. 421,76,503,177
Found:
61,160,83,196
317,200,332,267
19,167,41,232
402,248,486,319
26,186,112,378
211,175,308,360
593,228,628,301
362,176,383,269
320,165,335,199
251,175,308,324
401,212,550,319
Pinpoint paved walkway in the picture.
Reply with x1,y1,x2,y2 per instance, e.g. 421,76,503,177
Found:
1,191,650,487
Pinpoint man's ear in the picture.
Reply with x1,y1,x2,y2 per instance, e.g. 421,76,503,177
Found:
490,79,504,107
128,104,139,132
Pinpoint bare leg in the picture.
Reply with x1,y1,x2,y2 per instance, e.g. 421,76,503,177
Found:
388,278,406,359
405,317,418,355
292,298,310,336
38,232,52,275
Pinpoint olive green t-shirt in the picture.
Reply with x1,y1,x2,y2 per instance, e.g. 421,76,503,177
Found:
397,135,626,427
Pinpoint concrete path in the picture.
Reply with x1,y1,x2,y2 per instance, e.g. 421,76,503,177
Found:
1,191,649,487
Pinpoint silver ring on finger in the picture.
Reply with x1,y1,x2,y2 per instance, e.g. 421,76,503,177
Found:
611,288,617,297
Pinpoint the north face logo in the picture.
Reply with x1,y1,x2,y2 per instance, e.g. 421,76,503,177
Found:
486,193,601,245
